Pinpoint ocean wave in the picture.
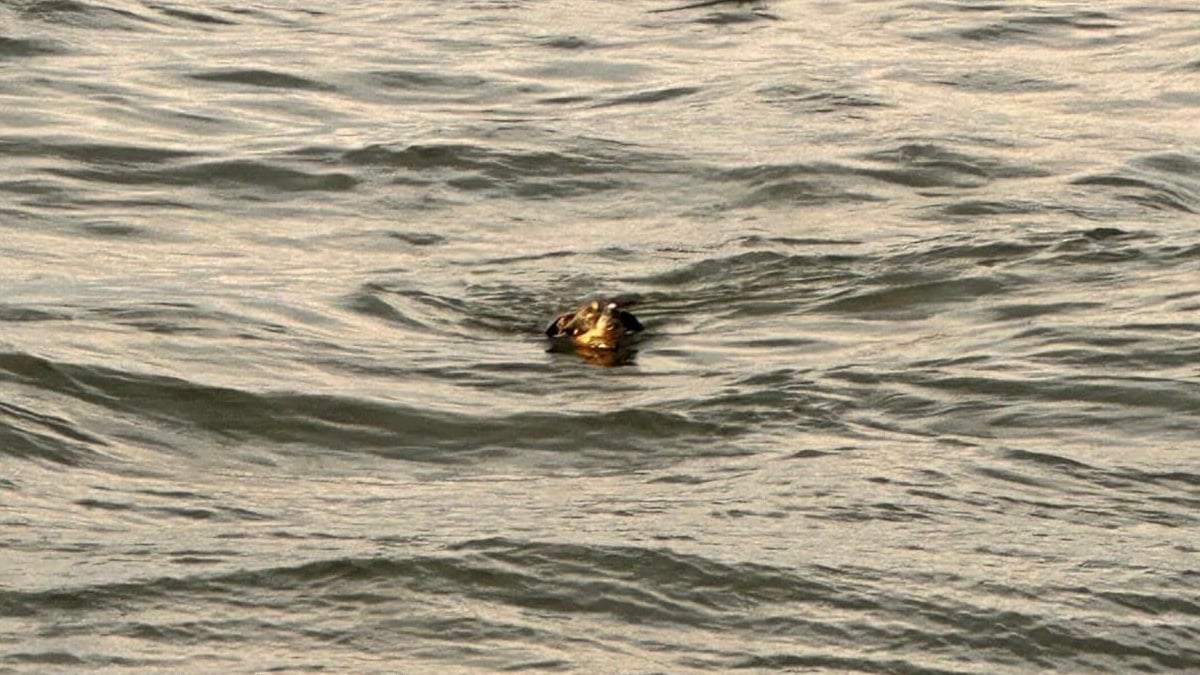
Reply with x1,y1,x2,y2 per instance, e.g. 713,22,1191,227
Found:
0,350,729,466
1072,151,1200,214
5,537,1196,671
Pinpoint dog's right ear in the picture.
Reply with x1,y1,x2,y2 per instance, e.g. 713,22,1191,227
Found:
618,311,644,333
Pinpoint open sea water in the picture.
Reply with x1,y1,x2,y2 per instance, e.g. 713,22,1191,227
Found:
2,0,1199,672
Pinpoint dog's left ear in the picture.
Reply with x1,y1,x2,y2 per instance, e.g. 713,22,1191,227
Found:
546,312,574,337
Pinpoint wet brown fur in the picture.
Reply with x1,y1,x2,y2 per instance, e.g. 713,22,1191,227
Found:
545,298,644,352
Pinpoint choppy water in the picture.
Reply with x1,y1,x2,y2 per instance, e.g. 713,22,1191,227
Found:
3,0,1200,672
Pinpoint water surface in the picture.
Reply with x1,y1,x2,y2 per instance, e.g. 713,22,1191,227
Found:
2,0,1199,672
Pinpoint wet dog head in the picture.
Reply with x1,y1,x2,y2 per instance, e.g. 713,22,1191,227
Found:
546,298,644,352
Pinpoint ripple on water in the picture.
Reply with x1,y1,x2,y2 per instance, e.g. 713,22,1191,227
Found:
6,534,1196,671
188,68,335,92
1072,151,1200,214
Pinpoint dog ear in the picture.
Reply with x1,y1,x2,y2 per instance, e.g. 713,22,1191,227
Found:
546,312,573,337
618,311,644,332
